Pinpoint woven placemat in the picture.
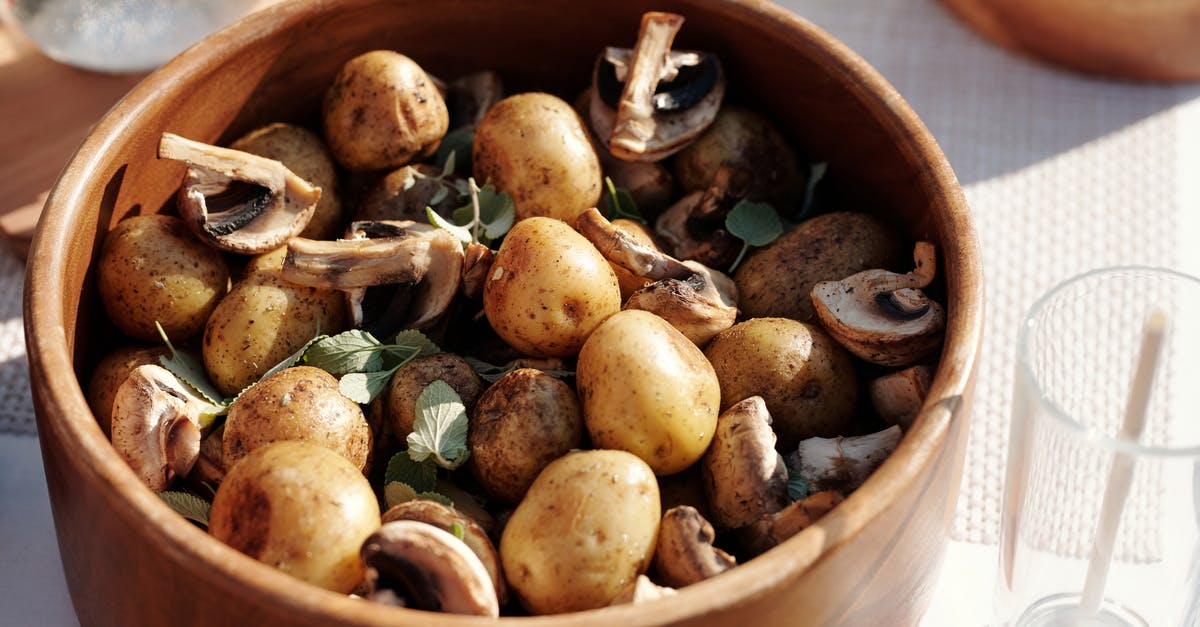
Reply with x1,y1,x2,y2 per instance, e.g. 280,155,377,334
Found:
0,249,33,435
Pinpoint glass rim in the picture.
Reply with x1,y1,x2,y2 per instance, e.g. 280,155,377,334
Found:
1017,265,1200,459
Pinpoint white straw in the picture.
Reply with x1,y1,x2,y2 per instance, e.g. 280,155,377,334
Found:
1080,310,1168,616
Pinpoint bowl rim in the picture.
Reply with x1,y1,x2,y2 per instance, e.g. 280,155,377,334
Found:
24,0,983,624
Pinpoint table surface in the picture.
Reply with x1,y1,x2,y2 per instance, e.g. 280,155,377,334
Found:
4,1,1200,625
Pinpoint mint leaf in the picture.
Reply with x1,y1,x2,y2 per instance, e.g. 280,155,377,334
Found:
603,176,644,223
384,481,418,509
407,380,470,469
416,491,453,506
427,206,473,245
386,330,441,364
305,330,384,375
384,451,438,493
476,186,515,240
260,334,328,381
338,368,398,404
156,322,224,406
157,491,211,527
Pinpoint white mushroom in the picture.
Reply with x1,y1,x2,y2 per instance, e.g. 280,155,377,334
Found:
700,396,789,530
811,241,946,366
158,133,320,254
610,575,677,606
654,505,736,587
789,425,904,494
110,364,222,491
869,364,933,430
590,12,724,162
360,520,499,617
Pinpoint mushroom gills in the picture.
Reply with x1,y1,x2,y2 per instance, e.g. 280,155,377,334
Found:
196,179,273,236
595,48,720,113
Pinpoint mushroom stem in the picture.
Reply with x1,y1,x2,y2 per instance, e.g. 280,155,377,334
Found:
654,506,736,587
576,207,691,280
863,240,938,293
611,12,686,153
790,426,904,494
740,490,845,556
282,236,433,289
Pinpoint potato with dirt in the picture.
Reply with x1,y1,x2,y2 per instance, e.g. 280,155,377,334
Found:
203,247,348,396
209,441,381,593
483,216,621,357
499,449,660,614
97,214,229,342
734,211,903,321
576,309,720,475
704,317,859,449
473,92,602,222
468,368,584,504
383,353,485,441
221,365,371,472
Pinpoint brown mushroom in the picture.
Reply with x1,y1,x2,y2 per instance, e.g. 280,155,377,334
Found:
360,520,499,616
789,425,904,494
576,207,737,345
870,364,933,430
589,12,724,162
653,164,748,268
460,242,494,300
740,490,845,556
381,499,507,604
110,364,221,491
700,396,789,530
158,132,320,254
654,505,736,587
811,241,946,366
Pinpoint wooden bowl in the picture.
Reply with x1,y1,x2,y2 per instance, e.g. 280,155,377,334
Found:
24,1,983,625
939,0,1200,81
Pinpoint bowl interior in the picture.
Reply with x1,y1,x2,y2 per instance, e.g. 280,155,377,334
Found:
27,1,982,625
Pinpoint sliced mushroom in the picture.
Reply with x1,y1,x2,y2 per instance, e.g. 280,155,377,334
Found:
158,133,320,254
811,241,946,367
740,490,845,556
870,364,933,430
282,236,434,289
654,505,736,587
360,520,499,617
188,423,225,486
460,242,494,300
381,500,507,605
610,575,678,606
789,425,904,494
576,207,736,345
110,364,221,491
700,396,789,530
406,230,465,330
654,164,746,268
590,12,724,162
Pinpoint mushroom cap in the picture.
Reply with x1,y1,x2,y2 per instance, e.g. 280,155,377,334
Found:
159,133,320,255
654,505,736,588
110,364,211,491
740,490,845,556
869,364,933,430
361,520,500,617
700,396,789,529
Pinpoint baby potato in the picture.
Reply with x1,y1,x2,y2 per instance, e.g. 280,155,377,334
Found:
469,368,584,504
384,353,485,441
323,50,448,171
210,441,381,593
231,122,344,240
576,309,720,475
473,92,602,222
704,318,859,449
222,366,371,472
483,217,621,357
203,247,347,396
97,214,229,342
500,450,660,614
86,345,169,437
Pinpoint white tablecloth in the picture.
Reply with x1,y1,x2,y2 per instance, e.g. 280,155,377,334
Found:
5,0,1200,625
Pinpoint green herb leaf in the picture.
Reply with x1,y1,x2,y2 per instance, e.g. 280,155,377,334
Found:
416,491,454,506
449,521,466,540
303,330,385,376
388,330,442,362
434,128,474,175
726,200,784,247
476,186,515,240
260,334,328,381
157,491,211,527
338,367,398,404
155,322,224,406
603,176,645,223
427,206,473,245
384,451,438,494
384,481,418,509
463,356,575,383
787,475,813,501
407,380,470,469
429,185,450,207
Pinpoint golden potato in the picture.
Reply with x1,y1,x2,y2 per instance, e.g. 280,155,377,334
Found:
673,106,805,205
473,92,602,222
209,441,380,593
483,217,621,357
704,317,859,449
499,450,660,614
231,123,344,240
203,247,347,396
468,368,584,504
322,50,448,171
222,366,371,472
734,211,902,321
576,309,720,475
97,214,228,341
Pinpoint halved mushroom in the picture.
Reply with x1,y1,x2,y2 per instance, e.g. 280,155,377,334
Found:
158,133,320,254
870,364,933,430
700,396,789,530
110,364,222,491
789,425,904,494
654,505,736,587
381,499,507,604
460,242,494,300
740,490,845,556
590,12,724,162
576,207,736,345
360,520,499,616
811,241,946,366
